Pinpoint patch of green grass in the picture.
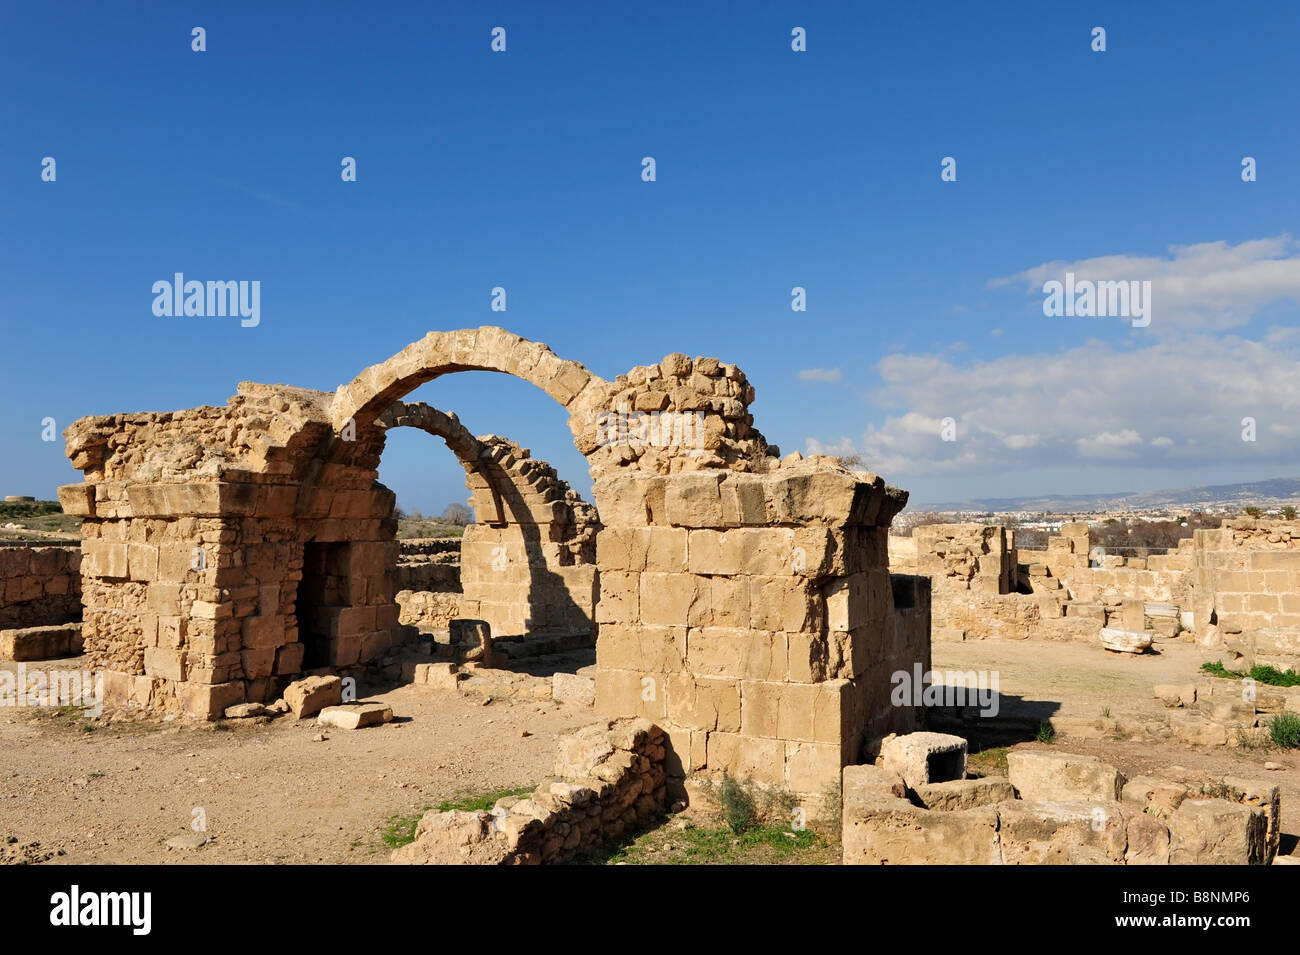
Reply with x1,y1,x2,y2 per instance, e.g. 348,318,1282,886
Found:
1249,665,1300,687
1200,660,1300,687
1270,712,1300,749
1101,706,1111,718
1035,722,1056,744
435,784,534,814
379,806,432,850
604,821,832,866
967,745,1009,778
718,772,759,834
376,784,535,852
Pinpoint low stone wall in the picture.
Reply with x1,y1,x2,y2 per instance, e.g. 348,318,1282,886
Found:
1193,518,1300,669
0,544,81,630
394,538,463,629
914,524,1014,594
392,717,665,864
843,748,1281,865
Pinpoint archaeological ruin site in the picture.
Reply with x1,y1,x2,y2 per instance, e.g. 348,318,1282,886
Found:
1,326,1296,865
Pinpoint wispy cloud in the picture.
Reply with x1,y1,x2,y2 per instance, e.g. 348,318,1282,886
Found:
797,367,842,384
991,235,1300,334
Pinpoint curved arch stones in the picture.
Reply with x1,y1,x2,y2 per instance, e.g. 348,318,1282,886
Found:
58,325,921,798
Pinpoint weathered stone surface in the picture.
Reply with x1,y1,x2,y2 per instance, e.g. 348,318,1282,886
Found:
552,672,596,707
283,675,342,719
997,799,1128,865
1121,775,1189,818
0,623,83,661
1168,799,1267,865
317,703,393,730
1100,627,1153,653
1007,751,1125,802
395,717,665,865
880,732,968,789
842,790,999,865
223,702,266,719
913,777,1015,811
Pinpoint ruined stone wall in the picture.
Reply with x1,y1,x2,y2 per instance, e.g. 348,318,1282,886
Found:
456,437,598,637
392,717,665,865
60,383,400,718
61,328,923,793
394,538,462,629
0,544,81,629
1192,518,1300,668
378,402,599,638
914,524,1014,594
1023,524,1195,608
592,463,917,796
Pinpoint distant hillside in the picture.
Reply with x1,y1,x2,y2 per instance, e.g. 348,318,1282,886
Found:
916,476,1300,513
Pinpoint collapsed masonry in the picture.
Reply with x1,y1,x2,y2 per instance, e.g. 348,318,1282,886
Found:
899,519,1300,672
844,739,1282,865
58,327,928,794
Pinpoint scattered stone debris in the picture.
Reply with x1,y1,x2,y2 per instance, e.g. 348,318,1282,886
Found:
0,835,57,865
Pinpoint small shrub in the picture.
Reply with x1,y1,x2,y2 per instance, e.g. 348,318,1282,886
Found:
718,772,758,834
1284,505,1297,521
1101,707,1111,718
1035,722,1055,744
1270,713,1300,749
1200,660,1237,678
1244,506,1262,518
1248,665,1300,688
1204,777,1236,800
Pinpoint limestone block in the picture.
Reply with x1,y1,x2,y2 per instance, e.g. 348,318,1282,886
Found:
843,792,999,865
1100,627,1152,653
1168,799,1267,865
317,703,393,730
415,662,464,692
1168,712,1228,746
997,799,1127,864
1121,776,1190,818
552,672,596,706
1007,751,1125,802
176,680,245,720
283,674,343,719
880,732,968,789
1125,812,1172,865
913,777,1016,811
273,642,305,675
0,624,83,661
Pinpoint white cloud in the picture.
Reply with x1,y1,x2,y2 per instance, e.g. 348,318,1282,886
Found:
797,368,843,384
850,334,1300,478
992,235,1300,334
805,436,856,457
1076,429,1143,459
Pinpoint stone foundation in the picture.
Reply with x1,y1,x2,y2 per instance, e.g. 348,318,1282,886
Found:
392,717,665,864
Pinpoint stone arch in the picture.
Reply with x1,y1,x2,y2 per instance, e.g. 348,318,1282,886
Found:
330,327,609,454
375,401,599,637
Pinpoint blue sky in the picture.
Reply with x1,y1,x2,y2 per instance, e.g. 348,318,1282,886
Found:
3,1,1299,513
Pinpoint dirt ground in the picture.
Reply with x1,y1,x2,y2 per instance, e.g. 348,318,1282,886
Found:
0,659,592,864
2,638,1297,864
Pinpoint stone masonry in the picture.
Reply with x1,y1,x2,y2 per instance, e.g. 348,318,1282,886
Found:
59,327,928,795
